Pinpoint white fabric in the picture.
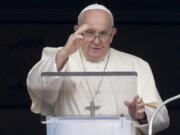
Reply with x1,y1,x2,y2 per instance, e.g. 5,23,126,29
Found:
78,3,114,26
27,47,169,135
79,3,113,20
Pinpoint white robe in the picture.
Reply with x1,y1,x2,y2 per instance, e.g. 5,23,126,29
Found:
27,47,169,135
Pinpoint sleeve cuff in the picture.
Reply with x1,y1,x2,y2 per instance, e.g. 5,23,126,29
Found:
132,106,155,134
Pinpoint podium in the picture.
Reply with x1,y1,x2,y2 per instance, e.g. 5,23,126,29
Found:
40,72,137,135
45,116,135,135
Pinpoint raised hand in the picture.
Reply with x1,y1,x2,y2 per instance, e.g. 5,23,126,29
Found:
63,24,89,56
55,24,89,70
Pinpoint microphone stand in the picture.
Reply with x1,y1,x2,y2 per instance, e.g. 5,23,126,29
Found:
148,94,180,135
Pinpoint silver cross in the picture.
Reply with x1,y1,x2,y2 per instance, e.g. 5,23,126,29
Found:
85,101,100,116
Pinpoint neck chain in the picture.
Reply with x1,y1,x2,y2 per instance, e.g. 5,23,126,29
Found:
79,49,110,102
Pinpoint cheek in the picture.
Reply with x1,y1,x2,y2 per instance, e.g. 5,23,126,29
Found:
81,42,90,54
108,37,113,44
83,41,93,50
104,42,110,49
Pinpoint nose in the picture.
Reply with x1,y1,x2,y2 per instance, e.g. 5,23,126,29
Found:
92,35,101,45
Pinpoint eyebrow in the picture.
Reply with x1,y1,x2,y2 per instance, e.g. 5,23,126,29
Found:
86,29,108,33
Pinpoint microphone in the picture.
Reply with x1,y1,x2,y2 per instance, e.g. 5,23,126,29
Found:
148,94,180,135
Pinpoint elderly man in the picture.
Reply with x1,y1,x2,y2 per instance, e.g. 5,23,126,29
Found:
27,3,169,135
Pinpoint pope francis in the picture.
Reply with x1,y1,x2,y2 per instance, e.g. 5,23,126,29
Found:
27,3,169,135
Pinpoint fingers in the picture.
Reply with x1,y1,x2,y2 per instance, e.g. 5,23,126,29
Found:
136,97,144,109
124,95,138,111
124,95,146,120
63,24,89,57
63,25,88,56
124,101,131,108
124,99,136,118
74,24,89,35
136,97,145,119
69,33,84,43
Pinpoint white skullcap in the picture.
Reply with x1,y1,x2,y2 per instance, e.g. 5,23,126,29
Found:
78,3,114,26
80,3,113,17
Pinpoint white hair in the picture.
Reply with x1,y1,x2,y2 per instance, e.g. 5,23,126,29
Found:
78,3,114,27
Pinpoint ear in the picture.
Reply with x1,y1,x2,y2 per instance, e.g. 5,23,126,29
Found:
112,27,117,37
74,25,79,31
109,27,117,43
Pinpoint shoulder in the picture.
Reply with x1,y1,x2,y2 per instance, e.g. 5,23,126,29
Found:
41,46,63,59
110,48,148,64
110,48,151,71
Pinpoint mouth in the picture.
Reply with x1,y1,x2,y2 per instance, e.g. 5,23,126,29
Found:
90,47,102,53
92,47,101,50
90,46,102,50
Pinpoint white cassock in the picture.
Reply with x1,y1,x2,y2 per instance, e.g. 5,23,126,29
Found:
27,47,169,135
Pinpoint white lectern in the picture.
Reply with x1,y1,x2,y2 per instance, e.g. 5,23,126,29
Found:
45,116,134,135
40,72,137,135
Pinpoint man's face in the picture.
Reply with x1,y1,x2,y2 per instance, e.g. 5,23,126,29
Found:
75,10,116,62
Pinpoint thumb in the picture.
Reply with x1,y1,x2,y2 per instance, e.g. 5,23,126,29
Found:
124,101,131,108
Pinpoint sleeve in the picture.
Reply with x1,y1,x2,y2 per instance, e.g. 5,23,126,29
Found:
26,47,67,114
133,59,170,134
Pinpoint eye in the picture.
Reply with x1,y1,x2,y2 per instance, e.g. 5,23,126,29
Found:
86,30,95,34
85,30,95,37
100,31,107,36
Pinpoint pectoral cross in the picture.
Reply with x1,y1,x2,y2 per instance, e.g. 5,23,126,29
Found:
85,101,100,116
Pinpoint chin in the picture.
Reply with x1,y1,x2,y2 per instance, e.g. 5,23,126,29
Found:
87,53,105,62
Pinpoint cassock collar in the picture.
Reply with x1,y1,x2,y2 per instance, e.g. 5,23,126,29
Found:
79,48,110,71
